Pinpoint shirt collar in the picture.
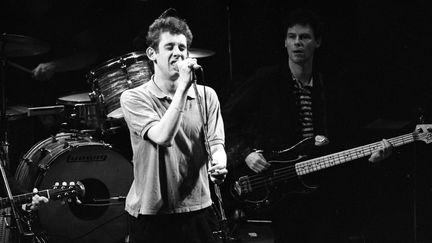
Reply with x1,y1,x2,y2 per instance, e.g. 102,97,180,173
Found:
147,75,196,100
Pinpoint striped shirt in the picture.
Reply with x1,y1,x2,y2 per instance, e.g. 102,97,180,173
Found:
293,78,314,139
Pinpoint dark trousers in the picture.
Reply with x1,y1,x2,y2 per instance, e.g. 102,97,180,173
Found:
128,207,219,243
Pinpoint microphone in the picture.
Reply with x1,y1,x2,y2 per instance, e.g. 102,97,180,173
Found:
190,63,202,70
175,61,202,71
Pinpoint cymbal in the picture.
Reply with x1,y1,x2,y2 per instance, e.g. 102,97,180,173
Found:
189,48,215,58
0,34,50,57
4,105,29,121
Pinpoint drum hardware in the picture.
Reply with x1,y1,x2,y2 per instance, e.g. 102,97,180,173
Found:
81,196,126,207
56,92,103,132
4,105,30,121
36,161,48,171
1,34,51,240
0,34,50,58
92,196,126,202
189,48,215,58
63,141,70,149
87,51,152,119
23,158,32,165
15,132,132,243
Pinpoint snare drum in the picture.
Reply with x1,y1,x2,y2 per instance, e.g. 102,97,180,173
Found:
88,52,152,119
56,92,102,131
15,132,133,243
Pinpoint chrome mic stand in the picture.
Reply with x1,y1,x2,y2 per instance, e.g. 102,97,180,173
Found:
191,69,235,242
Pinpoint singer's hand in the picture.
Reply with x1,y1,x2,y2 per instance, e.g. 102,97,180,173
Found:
176,58,199,89
208,161,228,185
208,144,227,184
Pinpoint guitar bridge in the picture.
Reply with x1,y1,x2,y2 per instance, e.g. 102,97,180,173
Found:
233,181,242,196
233,176,252,196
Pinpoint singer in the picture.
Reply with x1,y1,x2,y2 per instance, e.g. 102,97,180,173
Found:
120,12,227,243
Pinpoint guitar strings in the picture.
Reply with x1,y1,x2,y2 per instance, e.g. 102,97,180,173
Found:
244,134,411,185
239,132,423,192
241,133,419,192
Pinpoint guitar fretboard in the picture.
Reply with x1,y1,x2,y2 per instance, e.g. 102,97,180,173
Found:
295,133,415,175
0,190,51,209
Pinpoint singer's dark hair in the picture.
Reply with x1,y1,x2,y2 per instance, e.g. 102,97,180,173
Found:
283,8,324,40
146,15,193,51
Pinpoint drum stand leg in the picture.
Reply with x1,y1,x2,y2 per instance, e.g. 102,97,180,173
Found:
1,38,11,171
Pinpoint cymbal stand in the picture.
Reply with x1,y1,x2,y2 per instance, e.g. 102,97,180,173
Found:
0,33,33,240
0,33,10,170
0,160,34,240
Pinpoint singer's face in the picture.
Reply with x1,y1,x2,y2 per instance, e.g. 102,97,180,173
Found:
155,32,188,78
285,24,321,65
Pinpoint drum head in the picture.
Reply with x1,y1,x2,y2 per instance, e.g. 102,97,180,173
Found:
57,92,92,105
15,134,133,243
107,108,123,119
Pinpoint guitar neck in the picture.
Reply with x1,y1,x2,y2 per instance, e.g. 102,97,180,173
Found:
0,189,51,209
295,132,415,175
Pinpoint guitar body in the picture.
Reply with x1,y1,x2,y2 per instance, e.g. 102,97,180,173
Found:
230,161,319,211
228,125,432,213
226,136,325,211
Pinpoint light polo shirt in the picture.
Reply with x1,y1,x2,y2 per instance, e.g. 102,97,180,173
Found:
120,78,225,216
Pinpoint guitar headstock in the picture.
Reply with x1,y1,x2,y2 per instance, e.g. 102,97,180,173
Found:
415,124,432,144
51,181,85,201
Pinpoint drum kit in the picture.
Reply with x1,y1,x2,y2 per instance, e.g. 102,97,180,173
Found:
0,33,216,242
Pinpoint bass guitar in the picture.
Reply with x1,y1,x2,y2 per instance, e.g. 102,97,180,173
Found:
231,124,432,209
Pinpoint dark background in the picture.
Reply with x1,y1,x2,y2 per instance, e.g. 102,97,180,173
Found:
2,0,432,242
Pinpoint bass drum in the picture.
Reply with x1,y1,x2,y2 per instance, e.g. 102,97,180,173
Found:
15,133,133,243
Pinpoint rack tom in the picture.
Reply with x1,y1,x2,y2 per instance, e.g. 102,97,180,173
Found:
88,52,152,119
56,92,102,131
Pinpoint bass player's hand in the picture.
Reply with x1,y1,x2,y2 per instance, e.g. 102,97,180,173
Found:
245,151,270,173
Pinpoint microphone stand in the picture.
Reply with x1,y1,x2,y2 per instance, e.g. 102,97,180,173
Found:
191,70,235,242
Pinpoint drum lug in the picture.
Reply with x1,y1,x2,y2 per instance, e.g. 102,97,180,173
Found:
104,143,113,149
88,91,97,102
38,164,49,172
39,147,51,156
51,135,58,143
23,157,33,165
63,142,70,149
63,142,78,150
